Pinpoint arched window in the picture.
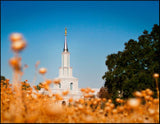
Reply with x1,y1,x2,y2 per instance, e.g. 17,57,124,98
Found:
70,82,73,90
59,83,61,88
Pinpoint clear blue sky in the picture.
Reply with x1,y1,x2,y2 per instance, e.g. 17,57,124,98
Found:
1,1,159,88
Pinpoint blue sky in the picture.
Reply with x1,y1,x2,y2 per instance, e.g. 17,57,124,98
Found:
1,1,159,88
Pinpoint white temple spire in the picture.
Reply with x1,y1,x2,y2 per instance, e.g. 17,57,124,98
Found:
53,28,79,94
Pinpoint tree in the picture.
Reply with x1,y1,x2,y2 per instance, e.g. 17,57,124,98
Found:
103,24,159,99
97,87,111,99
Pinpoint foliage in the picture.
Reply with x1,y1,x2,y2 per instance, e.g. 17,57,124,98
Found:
1,75,8,88
1,75,6,81
36,82,42,90
103,24,160,99
21,81,31,90
97,87,111,99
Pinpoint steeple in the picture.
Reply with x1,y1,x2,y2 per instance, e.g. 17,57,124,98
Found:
63,28,68,52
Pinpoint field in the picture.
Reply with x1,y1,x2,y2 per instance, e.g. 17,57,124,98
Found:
1,80,159,123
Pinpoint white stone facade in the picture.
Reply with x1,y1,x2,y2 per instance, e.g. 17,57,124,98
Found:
39,28,99,101
51,28,81,100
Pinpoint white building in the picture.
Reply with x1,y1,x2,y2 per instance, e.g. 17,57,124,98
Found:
39,28,99,101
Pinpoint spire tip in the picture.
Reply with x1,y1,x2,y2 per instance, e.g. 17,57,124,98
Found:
65,27,67,36
64,28,68,52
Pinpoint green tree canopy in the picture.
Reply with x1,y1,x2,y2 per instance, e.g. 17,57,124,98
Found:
102,24,159,99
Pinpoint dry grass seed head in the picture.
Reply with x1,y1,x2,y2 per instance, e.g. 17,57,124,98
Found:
153,73,159,78
39,67,47,75
10,33,23,42
134,91,143,97
53,78,61,84
127,98,141,109
11,40,26,52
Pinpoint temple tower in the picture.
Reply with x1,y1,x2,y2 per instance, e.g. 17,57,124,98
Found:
54,28,78,91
